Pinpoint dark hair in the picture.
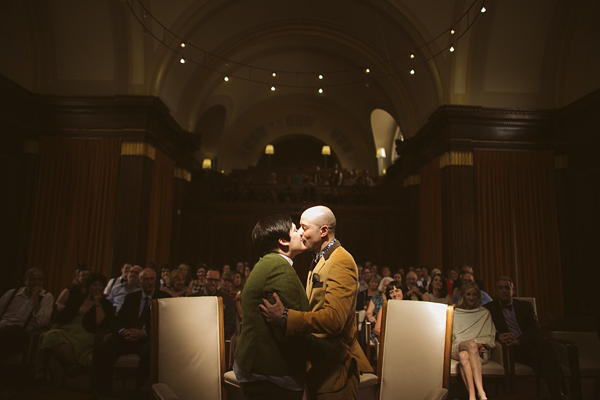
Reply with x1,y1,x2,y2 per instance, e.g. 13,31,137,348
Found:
496,276,514,288
85,273,107,292
428,273,448,297
252,214,292,255
385,280,402,299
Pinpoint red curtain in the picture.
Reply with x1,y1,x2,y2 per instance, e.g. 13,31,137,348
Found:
146,149,175,266
27,138,120,297
419,158,443,271
475,150,563,322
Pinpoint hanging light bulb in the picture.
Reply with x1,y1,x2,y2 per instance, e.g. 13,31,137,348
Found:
450,29,455,35
365,68,371,74
481,7,486,12
410,70,415,75
179,58,185,64
318,74,324,80
180,42,186,48
318,88,324,94
449,46,455,52
270,86,276,91
410,54,415,59
272,72,277,77
224,76,230,82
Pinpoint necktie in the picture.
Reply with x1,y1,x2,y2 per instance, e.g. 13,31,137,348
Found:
139,295,149,318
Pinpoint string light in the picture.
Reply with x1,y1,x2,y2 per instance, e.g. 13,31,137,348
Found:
125,0,487,90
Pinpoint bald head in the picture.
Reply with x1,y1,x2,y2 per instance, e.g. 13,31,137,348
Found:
302,206,336,233
299,205,337,252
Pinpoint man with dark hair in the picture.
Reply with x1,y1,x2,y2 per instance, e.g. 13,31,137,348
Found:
104,263,132,295
0,268,53,359
260,205,372,400
485,276,568,400
190,267,236,339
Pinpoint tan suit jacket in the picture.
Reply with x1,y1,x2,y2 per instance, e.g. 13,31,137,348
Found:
287,240,372,394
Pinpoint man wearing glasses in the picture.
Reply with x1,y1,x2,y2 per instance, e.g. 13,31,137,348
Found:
190,268,236,339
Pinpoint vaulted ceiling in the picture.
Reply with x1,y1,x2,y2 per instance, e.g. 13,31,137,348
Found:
1,0,598,172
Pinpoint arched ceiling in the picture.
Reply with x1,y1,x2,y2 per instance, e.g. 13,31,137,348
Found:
1,0,598,172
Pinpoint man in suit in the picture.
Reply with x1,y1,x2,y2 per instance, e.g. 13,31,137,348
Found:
92,267,171,397
261,205,372,400
235,214,343,400
485,276,568,400
189,267,237,339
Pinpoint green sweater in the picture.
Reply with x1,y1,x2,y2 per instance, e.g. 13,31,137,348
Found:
235,253,323,376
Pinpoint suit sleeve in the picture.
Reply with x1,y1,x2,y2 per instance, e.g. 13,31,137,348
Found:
112,293,135,333
286,255,357,336
516,301,542,345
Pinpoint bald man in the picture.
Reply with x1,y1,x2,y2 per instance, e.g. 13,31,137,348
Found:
261,205,372,400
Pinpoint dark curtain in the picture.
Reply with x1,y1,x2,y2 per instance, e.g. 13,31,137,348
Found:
419,158,443,271
147,149,175,266
27,138,120,297
475,150,563,322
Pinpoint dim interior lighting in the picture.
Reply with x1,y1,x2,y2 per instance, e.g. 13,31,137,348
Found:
202,159,212,169
272,72,277,77
365,68,371,74
376,148,387,159
224,76,229,82
449,46,455,52
270,86,276,91
322,145,331,156
383,168,387,175
265,144,274,155
410,69,415,75
179,58,185,64
410,54,415,59
318,88,324,94
180,42,186,48
481,7,486,12
450,29,456,35
318,74,324,80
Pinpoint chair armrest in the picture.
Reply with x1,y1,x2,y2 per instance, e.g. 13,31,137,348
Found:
423,387,448,400
152,383,179,400
549,337,580,375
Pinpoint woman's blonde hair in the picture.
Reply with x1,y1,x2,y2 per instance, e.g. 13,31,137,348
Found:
456,280,481,309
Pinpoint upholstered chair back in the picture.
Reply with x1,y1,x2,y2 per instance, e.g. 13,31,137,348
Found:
377,300,453,400
151,297,225,400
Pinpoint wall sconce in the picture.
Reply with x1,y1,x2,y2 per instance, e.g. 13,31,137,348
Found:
322,145,331,168
202,159,212,169
376,147,387,159
265,144,274,155
376,148,386,176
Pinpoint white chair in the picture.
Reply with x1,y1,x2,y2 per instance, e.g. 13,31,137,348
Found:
376,300,453,400
151,297,227,400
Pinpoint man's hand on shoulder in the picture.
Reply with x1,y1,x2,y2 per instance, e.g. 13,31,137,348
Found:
259,292,284,324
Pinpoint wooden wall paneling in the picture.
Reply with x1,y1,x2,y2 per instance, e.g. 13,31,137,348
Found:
401,183,419,268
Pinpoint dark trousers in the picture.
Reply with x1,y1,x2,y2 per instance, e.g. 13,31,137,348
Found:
0,325,27,359
514,338,563,394
240,380,304,400
92,333,150,392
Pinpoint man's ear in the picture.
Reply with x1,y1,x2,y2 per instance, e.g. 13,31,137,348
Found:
278,238,290,248
319,225,329,238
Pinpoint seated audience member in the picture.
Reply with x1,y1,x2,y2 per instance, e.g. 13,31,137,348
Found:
0,268,54,359
356,275,379,311
374,280,403,338
358,266,371,292
106,265,142,312
159,265,170,289
485,276,568,400
190,268,237,339
93,268,170,396
417,265,431,291
187,263,207,295
177,263,191,286
446,267,459,294
393,268,405,283
243,264,252,281
103,263,132,295
222,264,231,275
452,271,492,305
453,265,486,294
452,281,496,400
423,273,452,304
381,266,392,278
231,271,244,320
55,264,90,311
404,271,424,301
219,272,234,296
39,273,114,387
235,261,245,274
161,269,187,297
366,277,393,342
370,265,382,283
